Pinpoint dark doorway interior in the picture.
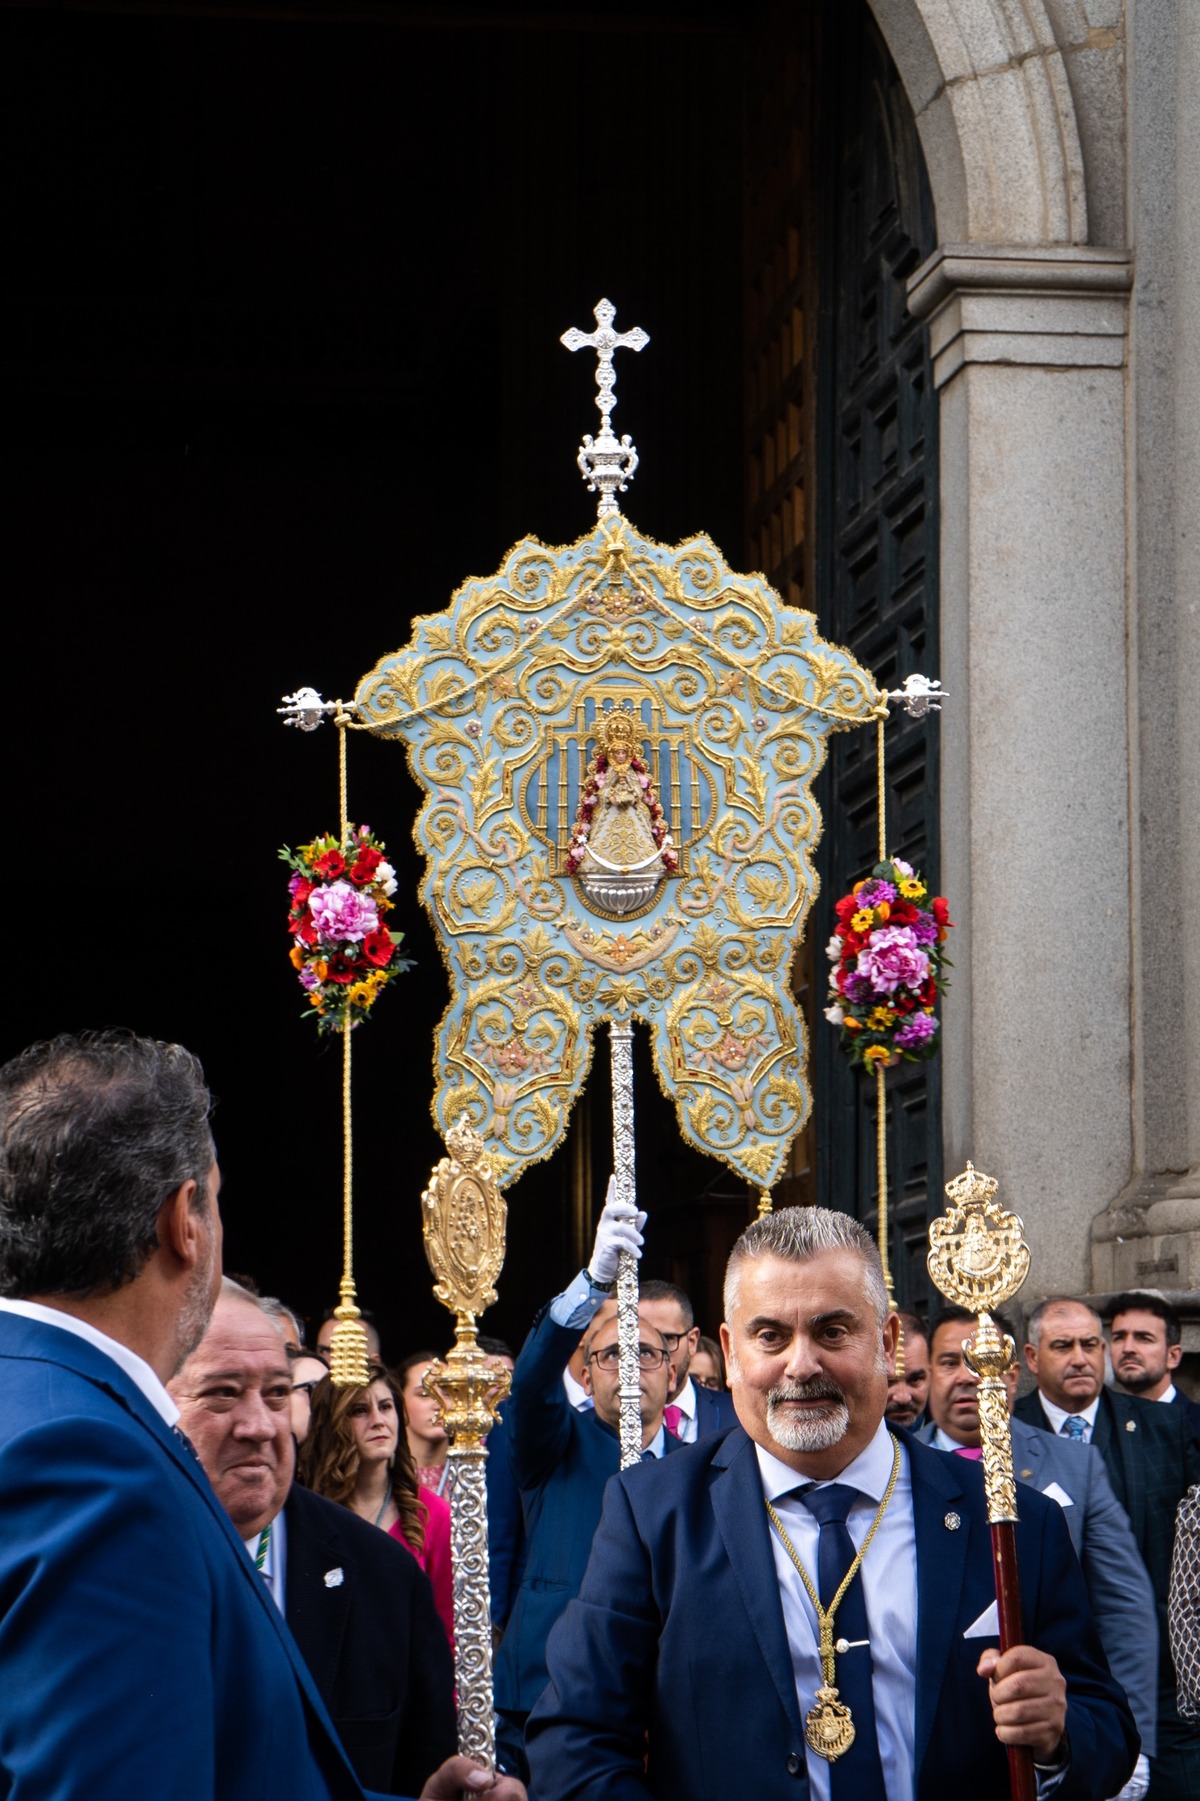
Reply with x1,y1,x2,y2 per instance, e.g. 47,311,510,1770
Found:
1,0,940,1353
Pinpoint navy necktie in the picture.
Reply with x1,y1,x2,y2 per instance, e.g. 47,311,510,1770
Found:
798,1483,887,1801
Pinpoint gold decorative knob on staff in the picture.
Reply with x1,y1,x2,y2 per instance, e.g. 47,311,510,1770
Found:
419,1116,510,1768
927,1161,1034,1801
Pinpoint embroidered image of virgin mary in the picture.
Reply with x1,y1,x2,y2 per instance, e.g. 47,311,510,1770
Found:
565,710,679,919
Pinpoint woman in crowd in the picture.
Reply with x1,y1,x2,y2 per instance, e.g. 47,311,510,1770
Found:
300,1362,455,1649
690,1333,726,1391
398,1349,455,1502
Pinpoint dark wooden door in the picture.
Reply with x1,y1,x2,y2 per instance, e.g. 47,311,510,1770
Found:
813,3,941,1306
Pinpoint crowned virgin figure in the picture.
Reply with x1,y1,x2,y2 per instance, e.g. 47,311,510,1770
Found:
566,709,678,917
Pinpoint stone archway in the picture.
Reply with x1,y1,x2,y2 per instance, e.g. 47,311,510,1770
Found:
868,0,1087,245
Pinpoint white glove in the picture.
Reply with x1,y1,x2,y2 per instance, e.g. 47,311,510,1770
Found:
587,1174,647,1285
1108,1755,1150,1801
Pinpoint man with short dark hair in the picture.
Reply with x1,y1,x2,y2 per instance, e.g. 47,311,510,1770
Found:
1110,1291,1200,1442
0,1029,518,1801
527,1209,1137,1801
921,1304,1156,1795
171,1282,458,1798
1017,1294,1200,1801
884,1309,930,1430
493,1186,681,1782
638,1276,733,1442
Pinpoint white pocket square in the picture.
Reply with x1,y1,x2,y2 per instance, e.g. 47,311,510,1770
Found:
964,1600,999,1639
1041,1480,1074,1508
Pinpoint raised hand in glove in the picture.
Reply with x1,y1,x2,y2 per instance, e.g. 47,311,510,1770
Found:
587,1174,647,1287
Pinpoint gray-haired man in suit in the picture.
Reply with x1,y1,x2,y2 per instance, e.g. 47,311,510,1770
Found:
920,1304,1157,1801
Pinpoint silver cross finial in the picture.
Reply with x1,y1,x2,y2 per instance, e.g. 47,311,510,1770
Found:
561,299,649,519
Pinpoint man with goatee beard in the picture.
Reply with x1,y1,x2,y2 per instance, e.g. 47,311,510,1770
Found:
527,1208,1138,1801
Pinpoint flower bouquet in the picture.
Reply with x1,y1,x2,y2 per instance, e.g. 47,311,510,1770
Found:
280,826,412,1031
824,857,952,1071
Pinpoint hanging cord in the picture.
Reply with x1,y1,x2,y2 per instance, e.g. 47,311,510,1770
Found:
328,712,370,1387
875,711,902,1373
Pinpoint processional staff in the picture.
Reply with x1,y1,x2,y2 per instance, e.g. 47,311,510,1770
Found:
927,1161,1036,1801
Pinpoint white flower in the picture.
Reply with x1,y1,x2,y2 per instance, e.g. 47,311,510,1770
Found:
825,935,842,961
376,861,397,896
892,858,914,878
824,1004,845,1025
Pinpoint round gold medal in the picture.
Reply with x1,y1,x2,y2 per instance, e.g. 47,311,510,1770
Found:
804,1686,856,1762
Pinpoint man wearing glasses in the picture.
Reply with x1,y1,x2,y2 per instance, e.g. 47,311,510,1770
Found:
493,1184,681,1783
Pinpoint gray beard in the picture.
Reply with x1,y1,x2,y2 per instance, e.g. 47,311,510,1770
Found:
767,1379,851,1452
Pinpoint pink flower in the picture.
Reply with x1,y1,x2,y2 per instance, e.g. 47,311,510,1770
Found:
856,926,930,995
309,880,379,944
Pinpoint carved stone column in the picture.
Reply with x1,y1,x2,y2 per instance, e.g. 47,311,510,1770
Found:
909,245,1132,1297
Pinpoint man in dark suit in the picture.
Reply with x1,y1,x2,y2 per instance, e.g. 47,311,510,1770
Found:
0,1028,518,1801
638,1278,735,1442
494,1189,682,1783
527,1208,1137,1801
919,1304,1157,1782
170,1281,458,1797
1016,1295,1200,1801
1110,1291,1200,1445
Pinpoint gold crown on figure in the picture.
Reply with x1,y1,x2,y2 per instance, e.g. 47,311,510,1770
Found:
446,1113,488,1170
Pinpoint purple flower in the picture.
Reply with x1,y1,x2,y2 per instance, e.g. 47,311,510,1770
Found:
309,880,379,944
895,1013,938,1047
856,926,930,994
910,913,939,945
856,879,897,908
843,972,873,1003
298,964,321,992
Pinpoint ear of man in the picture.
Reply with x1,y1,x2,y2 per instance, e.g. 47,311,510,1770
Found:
157,1178,204,1271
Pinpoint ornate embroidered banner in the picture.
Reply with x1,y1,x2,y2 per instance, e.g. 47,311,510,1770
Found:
354,513,880,1192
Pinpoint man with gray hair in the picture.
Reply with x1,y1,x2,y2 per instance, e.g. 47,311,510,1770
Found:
527,1206,1137,1801
1016,1295,1200,1801
0,1028,519,1801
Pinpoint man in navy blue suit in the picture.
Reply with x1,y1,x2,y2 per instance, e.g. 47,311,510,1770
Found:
1109,1292,1200,1445
494,1185,682,1783
527,1207,1137,1801
918,1303,1157,1791
639,1278,734,1443
0,1028,521,1801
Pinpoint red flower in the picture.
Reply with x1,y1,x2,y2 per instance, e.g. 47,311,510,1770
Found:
313,849,345,879
362,928,394,968
349,847,383,886
834,896,858,923
291,877,313,907
841,931,864,957
326,952,362,984
919,977,938,1006
932,896,954,928
293,916,318,948
890,901,918,925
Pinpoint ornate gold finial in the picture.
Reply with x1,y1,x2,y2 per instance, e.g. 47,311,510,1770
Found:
327,1276,371,1387
757,1189,773,1217
927,1161,1031,1525
927,1159,1030,1311
445,1112,487,1170
422,1116,506,1320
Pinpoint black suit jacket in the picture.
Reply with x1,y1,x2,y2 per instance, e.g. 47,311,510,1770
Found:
1170,1385,1200,1450
283,1484,456,1797
691,1379,734,1440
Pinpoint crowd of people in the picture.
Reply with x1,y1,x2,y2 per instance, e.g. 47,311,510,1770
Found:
2,1027,1200,1800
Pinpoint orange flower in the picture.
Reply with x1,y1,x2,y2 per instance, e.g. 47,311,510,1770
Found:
289,944,304,969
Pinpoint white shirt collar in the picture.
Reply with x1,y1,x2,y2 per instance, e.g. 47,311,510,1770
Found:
672,1374,697,1419
0,1297,179,1426
754,1414,898,1502
1160,1383,1178,1404
644,1422,667,1459
933,1424,969,1452
1038,1391,1100,1434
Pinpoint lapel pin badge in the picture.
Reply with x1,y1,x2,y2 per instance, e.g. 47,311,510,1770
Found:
324,1567,345,1588
1020,1468,1032,1479
1125,1420,1136,1432
944,1511,961,1531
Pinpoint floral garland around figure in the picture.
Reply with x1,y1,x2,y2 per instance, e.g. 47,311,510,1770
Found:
824,857,953,1071
565,748,679,876
280,826,413,1031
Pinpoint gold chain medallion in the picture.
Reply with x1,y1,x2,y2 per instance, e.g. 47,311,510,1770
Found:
805,1686,856,1761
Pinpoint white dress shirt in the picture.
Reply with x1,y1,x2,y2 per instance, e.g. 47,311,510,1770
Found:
668,1374,699,1443
1158,1383,1178,1404
1038,1393,1100,1442
0,1297,179,1425
243,1508,287,1613
757,1418,917,1801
